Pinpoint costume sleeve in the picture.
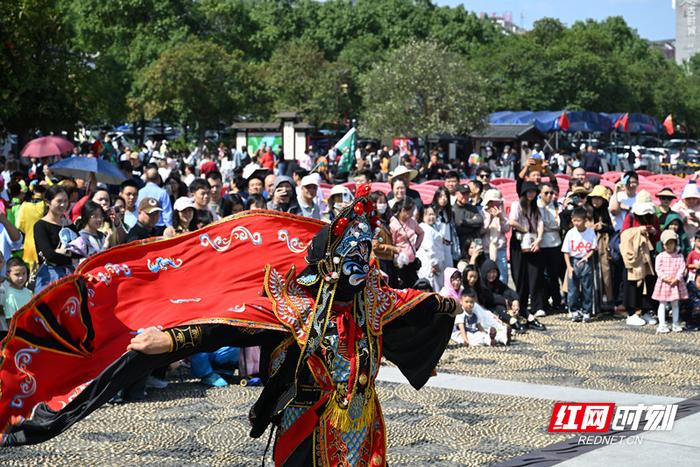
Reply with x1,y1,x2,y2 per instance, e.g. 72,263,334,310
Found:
1,324,285,447
381,294,456,390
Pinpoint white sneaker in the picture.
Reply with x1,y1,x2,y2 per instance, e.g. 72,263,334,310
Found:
535,309,546,317
641,313,658,325
146,375,169,389
626,314,646,326
672,323,684,333
656,324,670,333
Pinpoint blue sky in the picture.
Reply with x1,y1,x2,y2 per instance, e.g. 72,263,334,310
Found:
436,0,675,40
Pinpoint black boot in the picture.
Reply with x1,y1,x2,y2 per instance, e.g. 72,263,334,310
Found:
528,317,547,331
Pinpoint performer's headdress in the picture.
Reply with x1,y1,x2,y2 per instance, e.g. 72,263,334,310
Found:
299,183,381,285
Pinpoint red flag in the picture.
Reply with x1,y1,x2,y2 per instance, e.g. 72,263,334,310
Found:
558,111,570,131
615,113,629,132
663,114,674,135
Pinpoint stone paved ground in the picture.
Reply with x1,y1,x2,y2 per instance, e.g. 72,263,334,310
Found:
0,312,697,466
439,312,700,398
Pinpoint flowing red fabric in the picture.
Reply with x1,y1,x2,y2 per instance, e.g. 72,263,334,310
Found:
0,210,324,433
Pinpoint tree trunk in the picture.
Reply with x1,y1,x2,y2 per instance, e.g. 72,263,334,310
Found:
138,114,146,146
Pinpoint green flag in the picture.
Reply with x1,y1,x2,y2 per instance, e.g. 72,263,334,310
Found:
335,128,357,175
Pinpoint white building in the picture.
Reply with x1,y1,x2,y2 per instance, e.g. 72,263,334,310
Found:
675,0,700,64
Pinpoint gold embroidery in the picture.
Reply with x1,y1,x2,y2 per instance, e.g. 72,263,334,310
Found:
166,325,203,352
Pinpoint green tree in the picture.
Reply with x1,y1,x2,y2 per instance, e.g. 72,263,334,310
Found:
359,40,490,139
264,39,359,125
60,0,196,125
1,0,89,138
131,38,246,138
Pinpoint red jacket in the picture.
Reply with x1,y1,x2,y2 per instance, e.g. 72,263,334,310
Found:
260,151,275,170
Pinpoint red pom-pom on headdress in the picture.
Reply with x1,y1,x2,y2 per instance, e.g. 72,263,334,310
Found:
356,183,371,198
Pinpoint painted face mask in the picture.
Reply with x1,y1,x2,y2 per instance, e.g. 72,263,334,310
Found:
341,241,371,287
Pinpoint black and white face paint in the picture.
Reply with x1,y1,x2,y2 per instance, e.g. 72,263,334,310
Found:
341,241,370,286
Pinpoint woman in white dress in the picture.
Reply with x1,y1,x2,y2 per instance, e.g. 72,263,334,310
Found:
417,205,446,291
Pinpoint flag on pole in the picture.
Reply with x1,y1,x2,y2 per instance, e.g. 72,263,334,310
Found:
558,111,570,131
614,113,629,132
663,114,674,136
334,127,357,175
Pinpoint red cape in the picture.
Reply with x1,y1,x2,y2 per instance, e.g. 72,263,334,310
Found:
0,211,324,433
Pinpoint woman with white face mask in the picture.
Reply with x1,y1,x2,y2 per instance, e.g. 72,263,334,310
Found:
325,185,354,221
369,191,401,288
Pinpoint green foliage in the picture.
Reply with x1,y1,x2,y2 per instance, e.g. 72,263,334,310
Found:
131,38,246,135
360,41,491,139
4,1,700,137
472,15,700,129
0,0,88,135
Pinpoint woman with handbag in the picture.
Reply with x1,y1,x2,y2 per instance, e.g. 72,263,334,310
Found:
390,197,425,288
370,191,401,288
33,186,78,293
508,181,547,331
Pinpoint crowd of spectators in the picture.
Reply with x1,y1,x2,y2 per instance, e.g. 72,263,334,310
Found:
0,135,698,393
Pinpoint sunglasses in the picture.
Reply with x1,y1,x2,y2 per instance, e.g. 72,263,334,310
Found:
478,173,489,178
659,196,675,201
542,191,554,195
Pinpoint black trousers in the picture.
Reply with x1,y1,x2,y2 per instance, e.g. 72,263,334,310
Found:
379,258,399,289
622,269,657,315
612,256,625,305
517,251,545,315
490,304,511,323
540,246,564,309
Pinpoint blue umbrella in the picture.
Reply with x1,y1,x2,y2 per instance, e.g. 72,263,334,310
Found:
49,156,127,185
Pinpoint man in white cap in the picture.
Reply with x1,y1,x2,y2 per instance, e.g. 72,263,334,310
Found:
609,170,639,232
298,175,322,220
137,166,173,233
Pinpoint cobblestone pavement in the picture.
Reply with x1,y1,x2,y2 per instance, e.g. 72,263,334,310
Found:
0,381,565,466
0,312,696,466
439,312,700,399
